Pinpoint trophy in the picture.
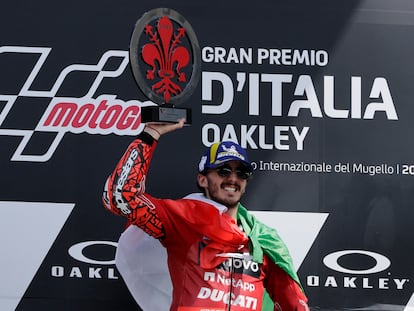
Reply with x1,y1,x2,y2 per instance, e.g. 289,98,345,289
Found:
129,8,201,125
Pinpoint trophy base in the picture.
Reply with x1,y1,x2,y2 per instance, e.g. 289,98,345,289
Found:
141,105,192,125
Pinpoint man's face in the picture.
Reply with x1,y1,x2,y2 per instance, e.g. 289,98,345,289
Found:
198,160,250,209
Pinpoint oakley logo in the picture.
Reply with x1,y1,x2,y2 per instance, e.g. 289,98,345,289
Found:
68,241,118,265
323,250,391,274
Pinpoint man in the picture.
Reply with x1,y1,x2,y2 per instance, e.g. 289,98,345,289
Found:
103,120,309,311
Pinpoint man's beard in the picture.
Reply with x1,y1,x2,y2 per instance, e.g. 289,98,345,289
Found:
206,182,244,209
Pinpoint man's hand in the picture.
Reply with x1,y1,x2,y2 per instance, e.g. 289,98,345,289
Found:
143,118,186,140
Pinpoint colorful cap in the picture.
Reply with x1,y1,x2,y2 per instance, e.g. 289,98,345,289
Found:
198,141,253,173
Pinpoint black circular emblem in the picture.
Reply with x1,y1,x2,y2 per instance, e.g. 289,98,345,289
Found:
129,8,201,106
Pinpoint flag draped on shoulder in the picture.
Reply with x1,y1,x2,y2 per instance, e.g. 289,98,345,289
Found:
237,204,303,289
237,204,305,311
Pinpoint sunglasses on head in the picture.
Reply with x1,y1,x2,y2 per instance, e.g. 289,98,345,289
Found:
214,164,252,180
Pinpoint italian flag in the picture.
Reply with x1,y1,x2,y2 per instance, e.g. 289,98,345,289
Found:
116,193,303,310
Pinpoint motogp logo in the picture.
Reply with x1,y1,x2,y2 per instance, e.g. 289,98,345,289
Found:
0,46,150,162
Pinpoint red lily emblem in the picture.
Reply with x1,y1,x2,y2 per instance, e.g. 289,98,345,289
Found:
141,16,190,103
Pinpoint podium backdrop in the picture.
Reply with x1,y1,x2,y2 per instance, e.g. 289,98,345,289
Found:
1,0,413,310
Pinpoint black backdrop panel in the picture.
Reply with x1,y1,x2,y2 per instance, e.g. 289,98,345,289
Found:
0,0,413,310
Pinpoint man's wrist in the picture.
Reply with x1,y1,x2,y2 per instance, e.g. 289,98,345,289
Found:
143,126,161,140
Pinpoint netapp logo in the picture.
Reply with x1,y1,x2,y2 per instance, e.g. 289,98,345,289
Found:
0,46,154,162
51,241,119,280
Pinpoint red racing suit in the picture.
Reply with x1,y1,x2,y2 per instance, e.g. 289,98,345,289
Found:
103,132,309,311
